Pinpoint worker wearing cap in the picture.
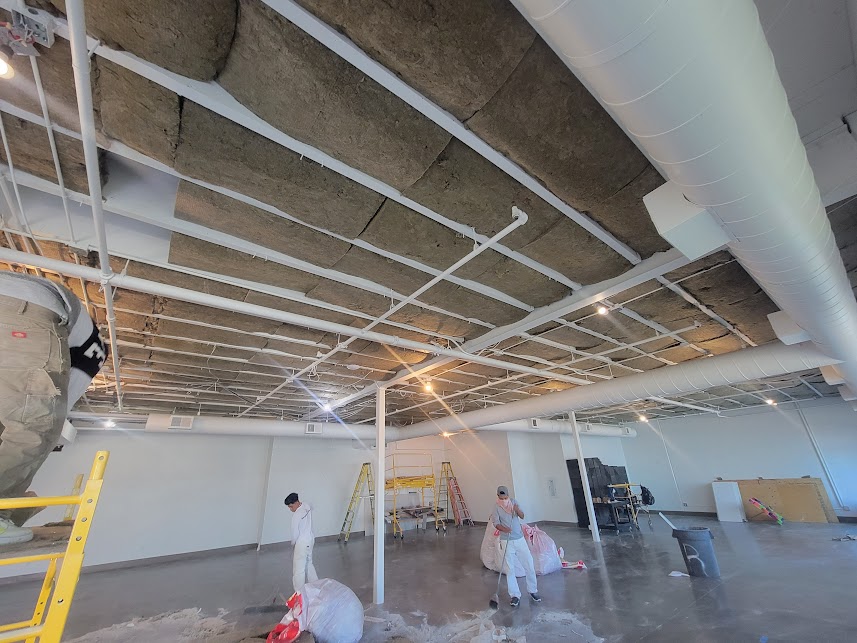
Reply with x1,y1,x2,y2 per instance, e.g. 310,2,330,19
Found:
285,492,319,591
491,485,541,607
0,272,107,547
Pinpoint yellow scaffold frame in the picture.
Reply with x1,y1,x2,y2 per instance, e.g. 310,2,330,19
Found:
384,453,444,538
0,451,109,643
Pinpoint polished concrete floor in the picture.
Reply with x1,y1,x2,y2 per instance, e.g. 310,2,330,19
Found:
0,516,855,641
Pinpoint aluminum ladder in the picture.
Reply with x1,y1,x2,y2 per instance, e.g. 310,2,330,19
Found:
439,462,474,527
338,462,375,543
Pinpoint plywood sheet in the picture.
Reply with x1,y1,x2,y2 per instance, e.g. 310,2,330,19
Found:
734,478,838,523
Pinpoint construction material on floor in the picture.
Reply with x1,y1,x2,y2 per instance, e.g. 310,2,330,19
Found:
732,478,838,523
269,579,362,643
0,451,109,643
480,522,562,577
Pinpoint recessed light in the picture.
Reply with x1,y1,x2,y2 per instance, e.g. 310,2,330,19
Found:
0,46,15,80
597,305,609,315
638,414,648,422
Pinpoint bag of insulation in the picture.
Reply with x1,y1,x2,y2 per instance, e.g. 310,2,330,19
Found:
525,524,562,575
268,578,363,643
480,520,526,577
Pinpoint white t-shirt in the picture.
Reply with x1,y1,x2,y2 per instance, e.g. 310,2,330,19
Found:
291,503,315,545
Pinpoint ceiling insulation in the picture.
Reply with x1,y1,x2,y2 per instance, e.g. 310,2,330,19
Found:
1,0,847,424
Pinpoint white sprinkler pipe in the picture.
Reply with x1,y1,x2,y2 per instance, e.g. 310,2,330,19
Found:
237,208,528,417
0,248,587,385
66,0,124,409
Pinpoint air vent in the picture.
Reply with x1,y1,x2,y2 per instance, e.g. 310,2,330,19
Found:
305,422,323,435
168,416,194,431
580,423,592,433
528,418,541,429
621,427,632,436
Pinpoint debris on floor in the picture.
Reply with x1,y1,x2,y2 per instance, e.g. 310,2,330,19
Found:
362,607,602,642
832,534,856,541
62,608,280,643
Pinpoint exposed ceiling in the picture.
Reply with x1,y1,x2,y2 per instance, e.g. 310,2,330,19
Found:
1,0,855,427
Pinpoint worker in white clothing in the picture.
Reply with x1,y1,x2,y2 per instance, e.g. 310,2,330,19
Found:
285,492,318,591
491,485,541,607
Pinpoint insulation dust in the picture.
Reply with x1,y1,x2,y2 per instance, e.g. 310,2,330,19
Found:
63,609,235,643
362,608,603,643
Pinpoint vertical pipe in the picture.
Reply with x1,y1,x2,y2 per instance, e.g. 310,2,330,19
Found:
653,419,684,509
65,0,123,410
373,388,386,604
256,437,275,551
571,412,600,543
795,403,850,511
30,56,75,243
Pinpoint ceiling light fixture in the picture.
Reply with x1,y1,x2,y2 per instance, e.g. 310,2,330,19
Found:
321,403,332,412
424,381,433,392
597,305,609,315
0,45,15,80
638,414,648,422
765,398,775,405
441,431,453,438
104,419,115,428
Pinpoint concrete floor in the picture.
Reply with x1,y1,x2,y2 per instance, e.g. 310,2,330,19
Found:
0,517,855,641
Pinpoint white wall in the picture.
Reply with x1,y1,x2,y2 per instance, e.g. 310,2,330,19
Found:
258,434,449,546
3,430,269,579
507,433,576,524
446,431,514,522
259,437,375,546
623,399,857,517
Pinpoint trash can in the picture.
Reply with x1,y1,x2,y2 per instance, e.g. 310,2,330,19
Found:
672,527,720,578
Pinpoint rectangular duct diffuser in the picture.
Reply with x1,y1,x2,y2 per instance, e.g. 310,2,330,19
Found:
305,423,322,435
168,416,194,431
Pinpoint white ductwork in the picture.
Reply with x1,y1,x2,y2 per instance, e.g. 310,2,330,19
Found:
401,341,839,436
139,414,634,441
514,0,857,398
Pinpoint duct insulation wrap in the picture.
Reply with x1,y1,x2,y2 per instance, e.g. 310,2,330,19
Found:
402,341,839,436
515,0,857,394
142,416,634,441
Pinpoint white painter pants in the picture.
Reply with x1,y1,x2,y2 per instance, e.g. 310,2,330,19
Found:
292,539,319,591
499,538,537,598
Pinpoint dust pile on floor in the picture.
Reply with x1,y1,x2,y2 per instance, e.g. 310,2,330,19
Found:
63,606,600,642
363,608,603,642
62,608,274,643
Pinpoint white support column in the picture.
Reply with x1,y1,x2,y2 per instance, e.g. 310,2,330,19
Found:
373,387,386,604
571,412,600,543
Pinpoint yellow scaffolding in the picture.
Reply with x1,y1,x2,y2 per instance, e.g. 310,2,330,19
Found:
384,453,444,539
0,451,109,643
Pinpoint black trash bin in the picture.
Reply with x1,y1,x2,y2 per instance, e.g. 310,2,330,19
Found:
672,527,720,578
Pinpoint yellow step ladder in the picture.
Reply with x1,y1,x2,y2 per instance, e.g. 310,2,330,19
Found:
439,462,474,527
0,451,109,643
338,462,375,543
